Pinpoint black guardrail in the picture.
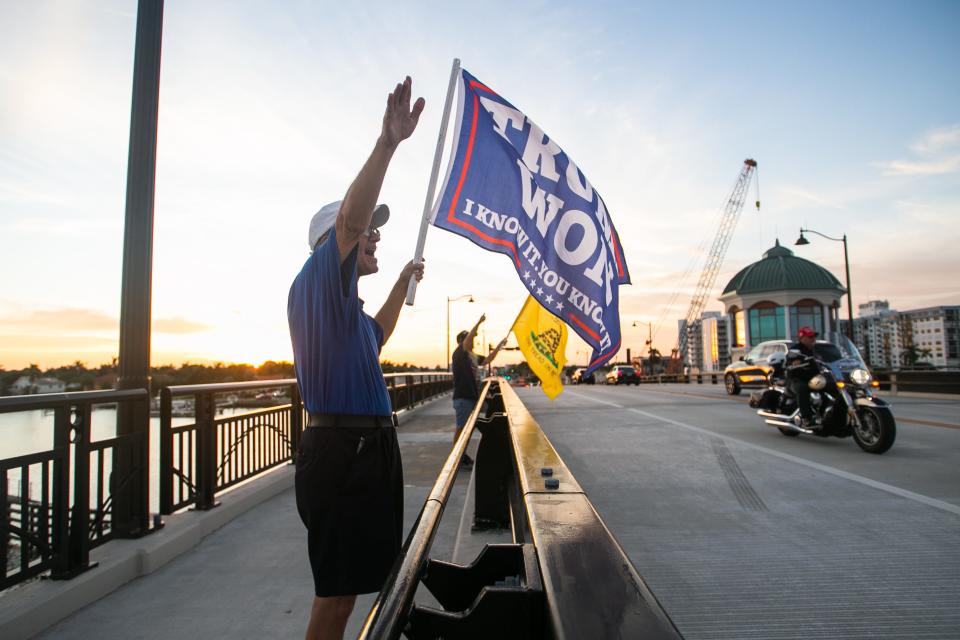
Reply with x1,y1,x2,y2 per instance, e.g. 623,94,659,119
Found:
872,370,960,395
359,378,682,640
0,389,150,590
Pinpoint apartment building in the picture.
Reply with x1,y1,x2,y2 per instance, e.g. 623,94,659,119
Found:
843,301,959,369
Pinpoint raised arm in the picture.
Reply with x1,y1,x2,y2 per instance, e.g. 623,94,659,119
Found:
485,337,509,366
375,260,425,346
460,314,485,351
335,76,425,263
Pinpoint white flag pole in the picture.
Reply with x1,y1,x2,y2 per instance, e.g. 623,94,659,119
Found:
405,57,461,305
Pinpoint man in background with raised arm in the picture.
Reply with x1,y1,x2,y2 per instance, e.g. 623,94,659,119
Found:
451,313,508,470
288,76,425,640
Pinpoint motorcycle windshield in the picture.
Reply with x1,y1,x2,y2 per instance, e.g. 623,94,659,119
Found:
817,332,867,368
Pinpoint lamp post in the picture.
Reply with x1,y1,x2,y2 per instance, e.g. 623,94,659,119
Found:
795,228,853,340
632,321,653,352
632,321,654,372
446,294,474,370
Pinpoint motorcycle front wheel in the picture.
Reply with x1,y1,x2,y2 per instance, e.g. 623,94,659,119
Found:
852,406,896,454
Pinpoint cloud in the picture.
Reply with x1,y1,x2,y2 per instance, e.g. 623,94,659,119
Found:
877,124,960,176
910,124,960,155
0,307,210,335
776,185,844,210
0,308,116,332
0,334,117,348
153,317,212,334
878,157,960,176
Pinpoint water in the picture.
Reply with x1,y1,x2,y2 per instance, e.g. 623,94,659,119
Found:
0,407,254,513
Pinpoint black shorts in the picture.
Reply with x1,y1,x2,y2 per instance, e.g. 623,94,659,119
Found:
295,426,403,597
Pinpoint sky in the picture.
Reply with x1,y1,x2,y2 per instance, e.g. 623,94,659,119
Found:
1,0,958,370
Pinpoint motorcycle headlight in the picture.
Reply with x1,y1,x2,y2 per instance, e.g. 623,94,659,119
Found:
808,375,827,391
849,368,871,386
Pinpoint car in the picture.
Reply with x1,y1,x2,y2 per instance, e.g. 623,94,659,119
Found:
606,365,640,385
571,368,595,384
724,341,790,395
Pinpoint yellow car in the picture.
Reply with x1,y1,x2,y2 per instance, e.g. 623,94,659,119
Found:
723,340,790,395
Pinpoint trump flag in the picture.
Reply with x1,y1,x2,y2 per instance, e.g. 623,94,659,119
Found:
430,69,630,374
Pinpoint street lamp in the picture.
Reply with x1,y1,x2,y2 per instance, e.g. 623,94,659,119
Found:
632,321,653,352
795,228,854,339
632,321,654,372
446,294,474,370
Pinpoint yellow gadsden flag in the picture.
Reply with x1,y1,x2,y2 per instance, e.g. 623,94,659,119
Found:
511,295,568,399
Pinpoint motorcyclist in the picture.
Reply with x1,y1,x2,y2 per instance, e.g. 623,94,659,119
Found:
786,326,820,428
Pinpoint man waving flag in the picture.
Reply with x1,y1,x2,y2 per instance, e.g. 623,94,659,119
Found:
430,68,630,374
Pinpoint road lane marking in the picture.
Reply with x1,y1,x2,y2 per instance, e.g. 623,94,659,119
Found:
585,386,960,430
564,389,960,517
630,405,960,517
897,417,960,430
564,391,623,409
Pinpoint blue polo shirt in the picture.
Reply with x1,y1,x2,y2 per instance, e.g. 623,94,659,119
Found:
287,227,391,416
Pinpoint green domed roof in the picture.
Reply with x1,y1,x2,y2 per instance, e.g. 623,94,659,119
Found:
722,240,845,295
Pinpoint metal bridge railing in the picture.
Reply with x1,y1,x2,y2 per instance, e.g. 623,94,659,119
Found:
0,389,150,590
873,370,960,395
160,373,453,514
159,379,301,514
360,378,682,640
0,371,451,591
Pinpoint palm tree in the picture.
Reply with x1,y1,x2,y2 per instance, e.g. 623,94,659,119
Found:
900,344,933,367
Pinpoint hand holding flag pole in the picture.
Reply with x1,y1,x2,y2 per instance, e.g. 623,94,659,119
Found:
405,58,461,305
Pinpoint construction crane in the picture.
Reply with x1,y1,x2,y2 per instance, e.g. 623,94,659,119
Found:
670,159,758,372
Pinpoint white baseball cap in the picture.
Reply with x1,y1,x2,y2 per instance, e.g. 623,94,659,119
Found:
308,200,390,250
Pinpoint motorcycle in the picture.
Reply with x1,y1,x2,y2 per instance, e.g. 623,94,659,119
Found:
748,332,896,454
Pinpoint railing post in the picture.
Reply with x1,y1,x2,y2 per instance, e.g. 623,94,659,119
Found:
50,406,72,577
159,387,173,514
58,403,95,578
890,373,898,395
289,383,302,461
137,394,151,532
386,376,397,413
193,392,219,510
0,475,7,576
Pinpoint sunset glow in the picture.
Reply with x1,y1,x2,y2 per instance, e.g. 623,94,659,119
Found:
2,1,958,370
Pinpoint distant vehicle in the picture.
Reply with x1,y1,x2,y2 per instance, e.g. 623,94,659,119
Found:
571,368,595,385
606,365,640,385
509,377,530,387
724,340,791,395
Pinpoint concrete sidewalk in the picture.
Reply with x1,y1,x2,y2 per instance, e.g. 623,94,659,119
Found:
34,398,477,640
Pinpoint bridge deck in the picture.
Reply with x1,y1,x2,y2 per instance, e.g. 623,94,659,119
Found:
34,385,960,639
520,384,960,639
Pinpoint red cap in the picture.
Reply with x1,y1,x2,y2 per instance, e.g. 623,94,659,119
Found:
798,326,817,338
